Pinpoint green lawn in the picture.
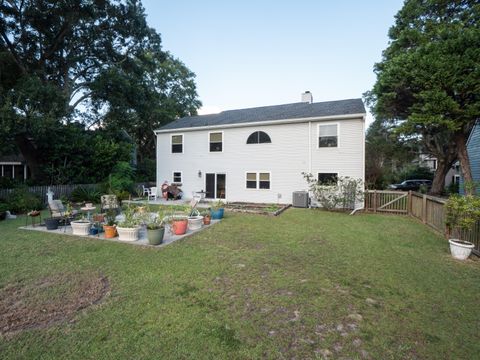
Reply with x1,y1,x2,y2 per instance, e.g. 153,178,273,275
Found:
0,209,479,359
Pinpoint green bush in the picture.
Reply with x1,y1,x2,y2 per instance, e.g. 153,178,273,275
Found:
101,161,135,195
70,185,101,203
6,187,43,214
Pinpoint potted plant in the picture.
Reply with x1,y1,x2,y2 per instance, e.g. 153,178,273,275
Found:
210,200,225,220
445,194,479,260
147,210,167,245
103,208,117,238
71,216,92,236
202,211,211,225
116,204,140,241
44,216,59,230
169,211,188,235
0,203,8,221
187,207,203,231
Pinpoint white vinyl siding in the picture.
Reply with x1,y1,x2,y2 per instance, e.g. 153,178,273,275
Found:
157,118,364,203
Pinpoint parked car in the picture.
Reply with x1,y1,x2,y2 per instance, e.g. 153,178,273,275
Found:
388,179,432,191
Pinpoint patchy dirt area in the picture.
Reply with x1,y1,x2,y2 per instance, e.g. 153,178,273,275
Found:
225,202,291,216
0,272,109,338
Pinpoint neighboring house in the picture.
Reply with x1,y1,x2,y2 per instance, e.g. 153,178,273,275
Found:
460,121,480,194
0,154,29,181
415,154,460,189
155,92,366,204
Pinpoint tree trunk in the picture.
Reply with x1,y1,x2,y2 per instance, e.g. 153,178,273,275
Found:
456,131,475,195
430,159,450,195
14,133,41,181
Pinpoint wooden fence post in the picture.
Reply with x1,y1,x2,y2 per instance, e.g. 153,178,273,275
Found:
373,190,377,213
408,191,412,216
422,194,427,224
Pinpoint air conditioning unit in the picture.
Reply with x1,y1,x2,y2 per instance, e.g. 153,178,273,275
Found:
292,191,309,208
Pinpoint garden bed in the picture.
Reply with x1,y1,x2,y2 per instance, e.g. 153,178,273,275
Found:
224,202,290,216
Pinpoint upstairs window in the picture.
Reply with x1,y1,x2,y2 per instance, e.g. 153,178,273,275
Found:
247,131,271,144
209,132,223,152
318,124,338,148
318,173,338,185
246,172,271,189
171,134,183,153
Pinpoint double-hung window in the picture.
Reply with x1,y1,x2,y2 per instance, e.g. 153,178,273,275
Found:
246,172,270,189
171,134,183,153
318,124,338,148
209,132,223,152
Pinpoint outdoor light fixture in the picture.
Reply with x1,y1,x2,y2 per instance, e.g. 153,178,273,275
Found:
198,170,202,178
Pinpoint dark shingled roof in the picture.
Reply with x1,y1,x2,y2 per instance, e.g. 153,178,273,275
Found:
157,98,365,131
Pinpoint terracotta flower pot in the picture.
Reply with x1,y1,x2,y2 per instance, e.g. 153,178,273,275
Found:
171,219,188,235
203,215,211,225
93,214,105,222
103,225,117,238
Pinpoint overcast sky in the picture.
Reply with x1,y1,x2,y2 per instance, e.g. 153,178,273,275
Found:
142,0,405,126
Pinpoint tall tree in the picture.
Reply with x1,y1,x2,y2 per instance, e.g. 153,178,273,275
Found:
365,0,480,194
365,118,418,188
0,0,200,180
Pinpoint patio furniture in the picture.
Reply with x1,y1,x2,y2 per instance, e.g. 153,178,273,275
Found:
142,185,151,197
101,195,119,213
48,200,78,219
25,210,42,227
80,205,96,221
193,191,207,203
148,187,158,201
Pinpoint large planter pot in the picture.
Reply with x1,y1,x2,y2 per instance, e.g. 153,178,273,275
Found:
449,239,474,260
71,220,91,236
188,216,204,231
210,208,224,220
103,225,117,238
203,215,211,225
147,227,165,245
44,218,59,230
117,226,140,242
171,218,188,235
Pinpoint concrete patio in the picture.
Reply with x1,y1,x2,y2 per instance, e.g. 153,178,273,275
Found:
20,220,220,247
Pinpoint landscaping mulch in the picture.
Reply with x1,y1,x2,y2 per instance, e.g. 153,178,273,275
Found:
0,272,109,338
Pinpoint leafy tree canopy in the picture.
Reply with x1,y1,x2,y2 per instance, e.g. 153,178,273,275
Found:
0,0,201,180
365,0,480,194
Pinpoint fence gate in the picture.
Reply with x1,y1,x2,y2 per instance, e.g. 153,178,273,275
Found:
365,190,408,214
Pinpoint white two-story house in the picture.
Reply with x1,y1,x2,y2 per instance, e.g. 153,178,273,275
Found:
155,92,366,204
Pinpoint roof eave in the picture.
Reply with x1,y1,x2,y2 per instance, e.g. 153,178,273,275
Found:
154,112,366,134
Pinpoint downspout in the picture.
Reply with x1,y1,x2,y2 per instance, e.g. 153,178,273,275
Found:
351,115,367,215
308,121,312,173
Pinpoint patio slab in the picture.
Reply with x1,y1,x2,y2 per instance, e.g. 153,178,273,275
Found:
19,220,221,247
123,198,212,208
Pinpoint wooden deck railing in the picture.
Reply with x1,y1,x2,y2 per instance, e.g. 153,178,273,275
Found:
365,190,480,255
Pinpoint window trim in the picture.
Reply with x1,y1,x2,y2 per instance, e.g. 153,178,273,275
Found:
246,131,272,145
245,171,271,190
317,172,338,186
170,133,184,154
208,131,224,153
172,171,182,184
317,122,340,149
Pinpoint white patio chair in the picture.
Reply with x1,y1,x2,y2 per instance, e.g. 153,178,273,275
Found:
142,185,151,197
148,187,158,201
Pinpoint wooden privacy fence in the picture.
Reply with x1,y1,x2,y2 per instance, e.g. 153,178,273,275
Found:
0,182,155,204
0,184,97,203
365,190,480,255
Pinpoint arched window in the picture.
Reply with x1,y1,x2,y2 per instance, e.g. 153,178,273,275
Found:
246,131,271,144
